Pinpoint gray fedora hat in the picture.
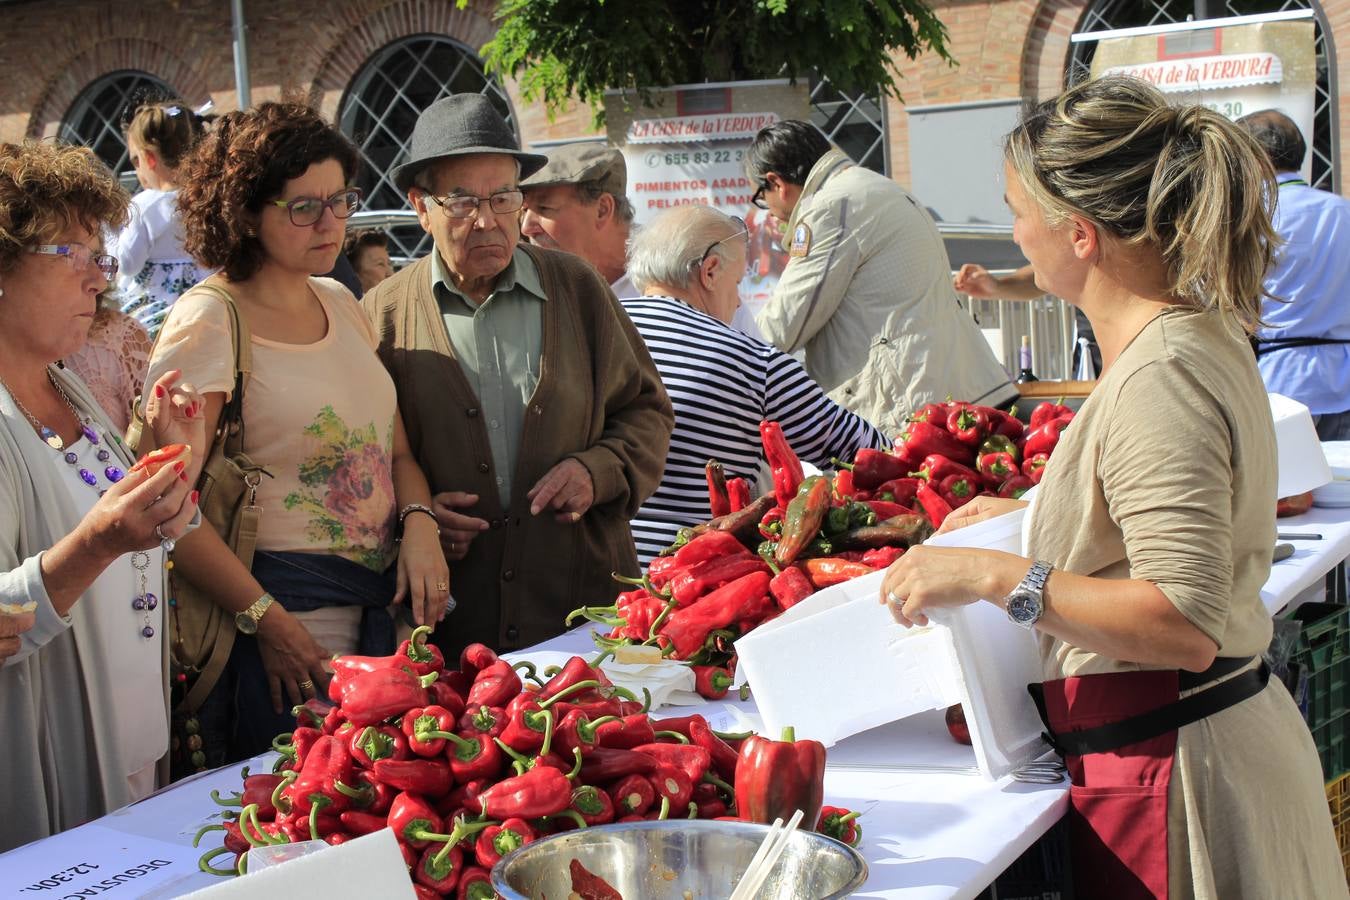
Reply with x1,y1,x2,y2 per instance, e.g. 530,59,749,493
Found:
391,94,548,193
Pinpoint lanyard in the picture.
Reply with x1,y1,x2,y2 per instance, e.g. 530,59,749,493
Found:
1279,178,1309,188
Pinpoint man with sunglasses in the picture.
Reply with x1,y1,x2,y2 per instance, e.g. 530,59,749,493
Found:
746,121,1017,434
361,95,673,657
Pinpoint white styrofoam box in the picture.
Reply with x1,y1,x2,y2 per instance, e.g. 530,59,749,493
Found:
1270,393,1333,498
736,507,1046,779
182,827,415,899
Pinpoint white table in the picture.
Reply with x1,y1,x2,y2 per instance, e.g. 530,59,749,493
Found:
6,502,1350,899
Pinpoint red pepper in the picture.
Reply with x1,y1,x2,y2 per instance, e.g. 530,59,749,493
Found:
659,570,772,659
1030,399,1073,430
281,726,322,770
283,734,353,815
538,656,613,704
647,714,706,739
760,420,805,509
735,726,826,827
1022,452,1050,484
688,718,740,781
727,477,752,513
457,704,507,740
465,659,522,709
988,407,1025,441
914,481,953,530
413,883,442,900
555,709,618,757
769,565,815,611
999,474,1035,498
672,529,752,569
845,449,914,491
499,703,555,755
387,792,456,849
342,668,438,727
817,805,863,847
668,554,771,606
474,817,537,868
861,545,905,569
570,858,625,900
415,842,463,894
946,403,990,446
372,758,453,798
339,809,389,836
443,731,504,784
692,665,734,700
775,476,831,566
696,797,728,819
864,499,911,521
633,742,712,787
349,724,411,767
458,866,495,900
458,643,498,680
470,765,574,819
758,506,785,541
911,454,981,485
803,557,874,588
898,420,971,465
873,476,921,507
937,473,979,510
292,698,334,731
833,468,856,499
909,402,949,426
329,654,415,701
569,784,616,826
403,705,458,758
609,773,657,815
578,747,659,783
1022,417,1070,459
439,779,489,818
427,681,467,720
706,459,732,518
977,450,1019,483
647,763,695,811
594,713,657,750
348,769,395,814
397,625,445,677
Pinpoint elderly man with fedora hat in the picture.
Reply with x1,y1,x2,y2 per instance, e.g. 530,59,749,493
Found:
361,95,673,655
520,144,639,298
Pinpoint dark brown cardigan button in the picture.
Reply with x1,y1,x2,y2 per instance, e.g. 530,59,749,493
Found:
466,407,479,417
505,626,519,641
502,570,515,582
478,462,490,473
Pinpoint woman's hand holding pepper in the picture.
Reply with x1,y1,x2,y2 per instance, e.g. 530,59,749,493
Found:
395,513,452,627
141,368,207,482
255,609,332,713
935,496,1029,535
878,546,1027,627
79,456,199,557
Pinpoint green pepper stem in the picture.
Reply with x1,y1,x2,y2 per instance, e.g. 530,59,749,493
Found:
610,571,671,599
193,823,226,848
687,801,699,819
543,664,563,677
210,788,242,807
781,726,796,743
270,733,296,758
494,738,532,775
333,779,374,806
702,772,736,797
589,648,616,668
553,808,589,829
270,771,297,815
712,728,752,741
656,796,671,820
653,730,691,744
236,852,248,876
307,796,331,841
536,708,557,759
539,679,601,709
238,804,272,847
434,817,497,867
566,746,584,780
512,660,545,686
418,672,439,689
406,625,437,664
198,845,237,877
830,457,855,471
644,599,677,645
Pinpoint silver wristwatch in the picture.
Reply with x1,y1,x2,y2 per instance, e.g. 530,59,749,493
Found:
1004,560,1053,629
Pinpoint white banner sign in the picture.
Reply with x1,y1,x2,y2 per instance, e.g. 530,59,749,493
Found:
625,112,779,144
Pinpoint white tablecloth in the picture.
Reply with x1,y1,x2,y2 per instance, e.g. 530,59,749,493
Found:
1263,505,1350,615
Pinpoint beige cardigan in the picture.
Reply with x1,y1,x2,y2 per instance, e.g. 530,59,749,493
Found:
362,244,673,653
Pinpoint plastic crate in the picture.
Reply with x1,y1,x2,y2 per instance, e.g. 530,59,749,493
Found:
1326,772,1350,884
989,820,1071,900
1282,603,1350,778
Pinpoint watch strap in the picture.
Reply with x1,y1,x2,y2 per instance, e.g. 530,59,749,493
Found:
242,592,274,624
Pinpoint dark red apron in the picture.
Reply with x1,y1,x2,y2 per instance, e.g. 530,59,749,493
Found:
1041,670,1180,900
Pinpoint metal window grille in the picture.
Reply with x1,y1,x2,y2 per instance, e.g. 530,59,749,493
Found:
1067,0,1336,191
810,75,888,176
59,70,174,191
338,34,516,260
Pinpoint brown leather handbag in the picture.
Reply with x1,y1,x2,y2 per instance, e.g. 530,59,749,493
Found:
127,283,270,715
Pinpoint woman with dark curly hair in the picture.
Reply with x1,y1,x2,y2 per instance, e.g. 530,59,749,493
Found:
145,102,449,770
0,141,202,851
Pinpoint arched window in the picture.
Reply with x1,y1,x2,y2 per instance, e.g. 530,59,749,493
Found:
60,71,175,190
1068,0,1336,191
339,34,515,259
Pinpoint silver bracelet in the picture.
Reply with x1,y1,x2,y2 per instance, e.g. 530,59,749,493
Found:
397,503,437,539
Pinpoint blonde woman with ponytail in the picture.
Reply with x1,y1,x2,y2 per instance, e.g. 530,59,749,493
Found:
114,100,212,335
879,77,1346,898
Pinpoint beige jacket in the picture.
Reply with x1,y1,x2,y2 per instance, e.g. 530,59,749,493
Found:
757,150,1017,434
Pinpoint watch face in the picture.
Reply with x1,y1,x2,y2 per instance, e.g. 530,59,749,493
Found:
236,612,258,635
1008,591,1040,625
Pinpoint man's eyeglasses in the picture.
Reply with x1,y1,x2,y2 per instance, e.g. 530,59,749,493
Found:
750,181,770,210
270,188,363,227
28,243,118,280
695,217,749,269
424,189,525,220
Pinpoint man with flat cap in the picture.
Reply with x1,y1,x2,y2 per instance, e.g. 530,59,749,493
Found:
362,95,674,655
520,144,639,297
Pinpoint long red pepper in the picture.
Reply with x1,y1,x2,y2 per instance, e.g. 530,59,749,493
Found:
632,743,712,786
727,477,752,512
706,459,732,518
372,758,453,798
803,557,874,588
578,747,659,783
769,565,815,611
342,668,438,726
415,842,463,894
1029,399,1072,430
465,659,522,708
594,713,657,750
458,866,495,900
458,643,498,679
688,718,740,781
569,785,616,826
915,482,953,530
1022,417,1070,458
648,763,695,811
349,724,411,767
469,765,574,819
898,419,971,463
537,656,611,704
775,476,831,566
946,403,990,446
667,555,771,606
844,449,914,491
760,420,804,509
659,570,772,659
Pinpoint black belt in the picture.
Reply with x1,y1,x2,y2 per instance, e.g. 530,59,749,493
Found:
1252,335,1350,358
1028,656,1269,757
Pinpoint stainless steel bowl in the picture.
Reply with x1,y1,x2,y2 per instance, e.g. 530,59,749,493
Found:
491,819,868,899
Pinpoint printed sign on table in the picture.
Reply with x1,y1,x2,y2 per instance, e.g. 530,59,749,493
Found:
0,825,193,899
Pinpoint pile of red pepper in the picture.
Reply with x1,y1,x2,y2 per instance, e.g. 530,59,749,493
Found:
194,628,861,896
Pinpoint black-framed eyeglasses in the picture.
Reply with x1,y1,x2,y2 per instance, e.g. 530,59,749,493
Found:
270,187,363,227
750,181,770,210
28,243,118,280
695,217,749,269
424,189,525,220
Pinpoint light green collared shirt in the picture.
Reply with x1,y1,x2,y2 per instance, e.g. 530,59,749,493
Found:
432,246,546,506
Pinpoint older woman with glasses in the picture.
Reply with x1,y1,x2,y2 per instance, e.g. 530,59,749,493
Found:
145,102,448,774
0,141,202,851
622,205,888,563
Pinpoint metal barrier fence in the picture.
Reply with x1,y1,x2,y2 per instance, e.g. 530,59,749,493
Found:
346,212,1080,382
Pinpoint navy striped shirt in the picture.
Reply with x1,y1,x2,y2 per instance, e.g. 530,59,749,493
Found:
621,296,889,564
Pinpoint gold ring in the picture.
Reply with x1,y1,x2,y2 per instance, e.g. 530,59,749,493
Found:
436,580,450,593
298,679,315,691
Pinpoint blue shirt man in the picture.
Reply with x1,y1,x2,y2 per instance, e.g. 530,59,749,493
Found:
1241,110,1350,439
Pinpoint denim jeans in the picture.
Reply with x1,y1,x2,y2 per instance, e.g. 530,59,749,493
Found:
192,551,396,769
